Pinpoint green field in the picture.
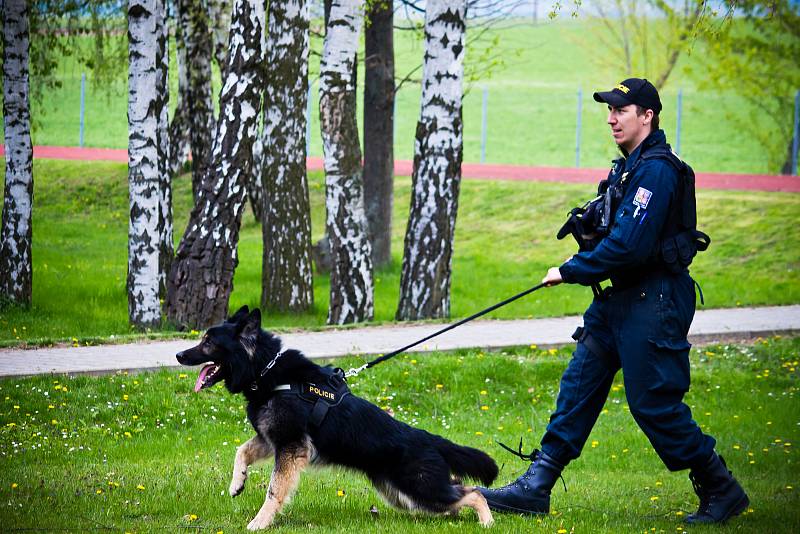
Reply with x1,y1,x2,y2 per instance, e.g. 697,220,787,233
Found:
15,19,786,174
0,158,798,345
1,336,798,532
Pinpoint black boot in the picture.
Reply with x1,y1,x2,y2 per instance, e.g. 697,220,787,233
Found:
478,449,564,515
686,452,749,524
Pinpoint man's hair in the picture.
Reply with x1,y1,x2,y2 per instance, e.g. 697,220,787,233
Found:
636,105,660,131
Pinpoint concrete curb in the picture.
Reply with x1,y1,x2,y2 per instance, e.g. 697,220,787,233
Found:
1,305,798,379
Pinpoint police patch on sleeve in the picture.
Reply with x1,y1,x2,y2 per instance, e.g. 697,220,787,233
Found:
633,187,652,209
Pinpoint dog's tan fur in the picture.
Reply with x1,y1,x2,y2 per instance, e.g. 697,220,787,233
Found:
246,446,311,530
229,435,274,497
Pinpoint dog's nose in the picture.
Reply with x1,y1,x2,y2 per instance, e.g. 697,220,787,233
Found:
176,351,185,363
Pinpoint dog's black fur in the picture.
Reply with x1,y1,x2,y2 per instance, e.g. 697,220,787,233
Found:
176,306,498,529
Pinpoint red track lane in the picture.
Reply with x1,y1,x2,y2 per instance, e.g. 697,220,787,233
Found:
2,144,798,193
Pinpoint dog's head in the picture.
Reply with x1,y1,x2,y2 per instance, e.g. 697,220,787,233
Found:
176,305,281,394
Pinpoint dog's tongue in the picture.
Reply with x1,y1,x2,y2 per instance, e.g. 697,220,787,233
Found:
194,364,217,393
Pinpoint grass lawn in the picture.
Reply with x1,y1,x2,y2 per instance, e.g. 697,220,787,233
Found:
0,158,798,345
12,20,786,174
0,336,798,532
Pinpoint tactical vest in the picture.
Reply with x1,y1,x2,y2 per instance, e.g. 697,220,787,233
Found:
273,366,351,428
558,144,710,273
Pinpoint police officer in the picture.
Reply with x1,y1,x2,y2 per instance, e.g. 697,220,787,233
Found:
479,78,749,525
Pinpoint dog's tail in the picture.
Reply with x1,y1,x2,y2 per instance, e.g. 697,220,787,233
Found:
436,438,498,486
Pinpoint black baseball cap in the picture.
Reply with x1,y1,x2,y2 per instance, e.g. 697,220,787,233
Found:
593,78,662,114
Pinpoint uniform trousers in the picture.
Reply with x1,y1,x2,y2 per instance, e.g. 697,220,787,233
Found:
541,272,716,471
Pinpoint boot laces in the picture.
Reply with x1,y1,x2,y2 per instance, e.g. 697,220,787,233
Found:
689,471,712,514
496,437,568,493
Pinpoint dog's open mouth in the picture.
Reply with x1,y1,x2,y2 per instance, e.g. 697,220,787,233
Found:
194,363,223,392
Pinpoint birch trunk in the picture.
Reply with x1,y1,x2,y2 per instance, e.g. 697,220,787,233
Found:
156,0,172,299
396,0,465,321
320,0,374,324
165,0,265,329
363,0,395,268
208,0,232,75
183,0,215,201
0,0,33,305
168,0,191,177
127,0,164,327
261,0,314,312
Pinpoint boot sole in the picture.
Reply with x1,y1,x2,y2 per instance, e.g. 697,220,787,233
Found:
686,493,750,525
485,500,549,516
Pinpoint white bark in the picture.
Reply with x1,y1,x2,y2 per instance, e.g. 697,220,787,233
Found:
0,0,34,305
165,0,266,328
320,0,374,324
397,0,466,320
261,0,314,312
208,0,233,74
156,0,173,300
127,0,163,328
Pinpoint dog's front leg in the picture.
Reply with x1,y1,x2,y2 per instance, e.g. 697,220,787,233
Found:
230,435,274,497
247,446,309,530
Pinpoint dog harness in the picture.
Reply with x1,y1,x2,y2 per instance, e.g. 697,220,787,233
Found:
272,367,351,428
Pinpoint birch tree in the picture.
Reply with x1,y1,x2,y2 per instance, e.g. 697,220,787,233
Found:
165,0,266,329
155,0,172,298
320,0,374,325
261,0,314,312
182,0,215,200
396,0,466,321
363,0,395,268
168,1,191,177
0,0,34,306
127,0,169,328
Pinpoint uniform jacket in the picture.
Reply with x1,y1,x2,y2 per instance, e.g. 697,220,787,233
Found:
559,129,681,287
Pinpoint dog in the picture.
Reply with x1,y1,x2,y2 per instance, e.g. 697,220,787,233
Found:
176,306,498,530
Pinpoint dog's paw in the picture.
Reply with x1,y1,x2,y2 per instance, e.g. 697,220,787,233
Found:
479,515,495,528
246,513,274,530
229,483,244,497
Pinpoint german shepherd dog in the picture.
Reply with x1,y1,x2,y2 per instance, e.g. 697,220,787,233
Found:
176,306,498,530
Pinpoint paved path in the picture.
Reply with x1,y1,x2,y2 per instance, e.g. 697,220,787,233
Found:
1,305,797,378
3,145,799,193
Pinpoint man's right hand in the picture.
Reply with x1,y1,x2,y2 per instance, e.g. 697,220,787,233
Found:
542,267,563,286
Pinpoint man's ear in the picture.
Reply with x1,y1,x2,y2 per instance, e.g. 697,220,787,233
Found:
237,308,262,338
229,305,250,324
641,108,654,126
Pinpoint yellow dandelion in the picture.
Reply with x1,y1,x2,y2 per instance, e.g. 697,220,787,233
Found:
11,483,18,489
481,405,489,411
529,344,537,350
123,394,129,401
435,384,443,389
137,485,145,490
591,440,599,448
337,489,345,497
787,485,794,490
675,511,684,517
51,419,58,425
480,390,488,395
124,432,132,438
558,529,567,534
410,359,417,364
475,431,484,436
96,489,103,495
179,374,188,379
650,496,659,501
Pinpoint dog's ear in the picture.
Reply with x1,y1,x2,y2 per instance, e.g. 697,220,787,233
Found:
237,308,261,338
228,305,250,324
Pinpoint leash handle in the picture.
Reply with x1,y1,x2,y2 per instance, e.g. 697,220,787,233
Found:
345,282,549,377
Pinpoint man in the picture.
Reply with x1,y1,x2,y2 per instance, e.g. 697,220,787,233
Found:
479,78,749,525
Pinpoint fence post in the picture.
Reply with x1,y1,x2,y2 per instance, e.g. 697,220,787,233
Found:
480,87,488,163
575,87,582,168
306,80,313,156
792,89,799,176
79,73,86,148
675,88,683,156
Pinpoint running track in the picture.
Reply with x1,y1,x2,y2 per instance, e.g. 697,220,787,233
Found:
2,145,798,193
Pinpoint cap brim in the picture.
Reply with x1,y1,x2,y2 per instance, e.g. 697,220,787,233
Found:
593,90,632,107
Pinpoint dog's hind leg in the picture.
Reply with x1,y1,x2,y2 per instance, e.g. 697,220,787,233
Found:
230,434,274,497
247,444,310,531
448,486,494,527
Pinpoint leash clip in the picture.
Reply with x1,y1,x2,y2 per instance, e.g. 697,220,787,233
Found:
344,364,368,379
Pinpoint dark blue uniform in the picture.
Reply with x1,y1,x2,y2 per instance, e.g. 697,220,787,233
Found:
541,129,716,471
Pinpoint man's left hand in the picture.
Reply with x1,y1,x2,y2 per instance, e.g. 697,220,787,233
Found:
542,267,563,286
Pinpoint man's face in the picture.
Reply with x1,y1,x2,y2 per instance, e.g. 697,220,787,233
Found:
607,104,651,153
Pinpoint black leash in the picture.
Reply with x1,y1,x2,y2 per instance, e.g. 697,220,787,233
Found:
344,282,549,378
